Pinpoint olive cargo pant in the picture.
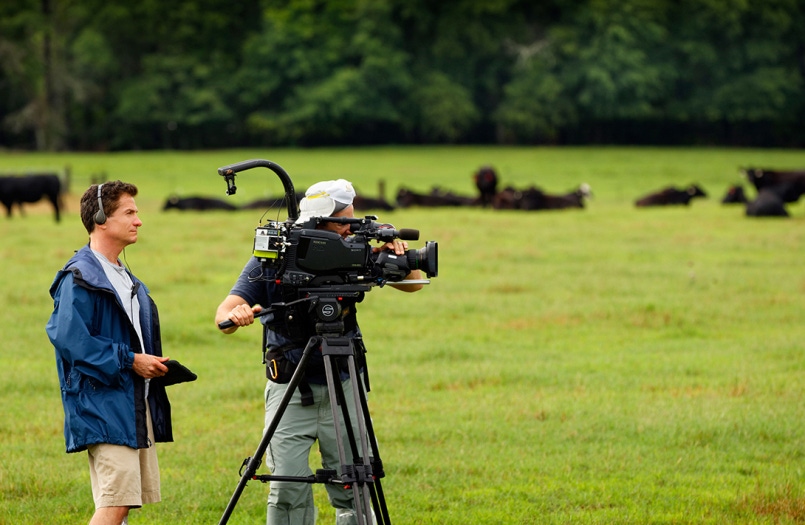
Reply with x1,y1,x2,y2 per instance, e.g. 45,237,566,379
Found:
264,377,373,525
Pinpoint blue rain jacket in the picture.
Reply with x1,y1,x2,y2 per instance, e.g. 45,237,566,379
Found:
46,245,172,453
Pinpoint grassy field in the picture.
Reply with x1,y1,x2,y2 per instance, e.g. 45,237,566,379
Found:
1,146,805,524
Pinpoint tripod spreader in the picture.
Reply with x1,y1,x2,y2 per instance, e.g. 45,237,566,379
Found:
253,468,340,485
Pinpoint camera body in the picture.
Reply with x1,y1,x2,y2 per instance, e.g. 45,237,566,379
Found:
253,217,437,289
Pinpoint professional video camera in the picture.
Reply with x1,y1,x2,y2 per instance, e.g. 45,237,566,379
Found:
219,159,437,291
254,217,437,287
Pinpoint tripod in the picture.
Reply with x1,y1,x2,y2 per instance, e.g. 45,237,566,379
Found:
219,304,391,525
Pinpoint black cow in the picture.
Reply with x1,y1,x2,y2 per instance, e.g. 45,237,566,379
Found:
721,184,748,204
634,184,707,207
473,165,499,207
532,183,592,210
493,186,550,210
491,186,522,210
354,194,395,211
746,189,789,217
163,196,238,211
396,187,475,207
742,167,805,203
0,174,63,222
354,180,395,211
492,184,591,211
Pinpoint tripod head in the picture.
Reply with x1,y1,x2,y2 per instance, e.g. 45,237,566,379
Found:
217,283,372,332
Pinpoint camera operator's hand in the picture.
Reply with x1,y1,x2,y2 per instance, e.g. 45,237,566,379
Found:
215,295,262,334
373,240,425,292
374,239,408,255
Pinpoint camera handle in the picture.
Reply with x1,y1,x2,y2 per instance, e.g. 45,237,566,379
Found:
216,307,275,331
218,159,298,221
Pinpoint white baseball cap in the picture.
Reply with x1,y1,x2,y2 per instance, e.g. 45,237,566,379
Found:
296,179,356,224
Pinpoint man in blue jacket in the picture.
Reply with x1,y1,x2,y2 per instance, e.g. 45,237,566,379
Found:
46,180,173,525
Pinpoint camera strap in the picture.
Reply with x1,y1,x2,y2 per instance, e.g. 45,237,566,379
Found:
354,337,370,394
298,380,314,407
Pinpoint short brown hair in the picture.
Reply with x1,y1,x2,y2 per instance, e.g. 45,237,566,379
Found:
80,180,139,233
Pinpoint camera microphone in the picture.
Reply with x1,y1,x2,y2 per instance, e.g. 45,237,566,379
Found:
372,227,419,243
397,228,419,241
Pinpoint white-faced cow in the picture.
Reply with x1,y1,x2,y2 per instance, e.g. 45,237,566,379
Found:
634,184,707,207
163,196,238,211
0,174,63,222
742,167,805,203
746,189,789,217
473,165,499,207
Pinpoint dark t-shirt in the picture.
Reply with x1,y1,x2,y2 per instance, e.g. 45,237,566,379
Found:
229,257,362,384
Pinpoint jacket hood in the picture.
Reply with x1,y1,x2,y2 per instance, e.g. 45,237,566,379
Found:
50,245,149,300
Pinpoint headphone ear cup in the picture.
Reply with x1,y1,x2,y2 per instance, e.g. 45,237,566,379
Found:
94,183,106,224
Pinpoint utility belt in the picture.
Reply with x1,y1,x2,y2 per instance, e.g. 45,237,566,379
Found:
265,339,369,406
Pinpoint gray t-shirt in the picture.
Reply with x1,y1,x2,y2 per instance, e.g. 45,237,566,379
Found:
92,249,148,396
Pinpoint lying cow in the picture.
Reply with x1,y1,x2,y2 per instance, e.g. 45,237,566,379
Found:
533,183,592,210
721,184,748,204
634,184,707,207
742,167,805,203
163,195,238,211
493,183,591,211
354,180,395,211
396,187,475,207
353,195,395,211
0,173,63,222
746,189,789,217
473,165,499,207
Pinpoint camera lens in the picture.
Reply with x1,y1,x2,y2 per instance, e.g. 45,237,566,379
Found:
406,241,438,278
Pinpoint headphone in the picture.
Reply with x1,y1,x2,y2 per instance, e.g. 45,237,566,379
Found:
94,183,107,225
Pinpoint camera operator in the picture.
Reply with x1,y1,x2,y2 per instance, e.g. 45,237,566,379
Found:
215,179,422,525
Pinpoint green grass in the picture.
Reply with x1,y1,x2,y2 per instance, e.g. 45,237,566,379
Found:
2,146,805,524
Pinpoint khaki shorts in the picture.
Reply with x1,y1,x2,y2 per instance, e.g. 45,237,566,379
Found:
87,404,161,508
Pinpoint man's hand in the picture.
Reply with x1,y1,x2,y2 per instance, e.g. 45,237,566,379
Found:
375,239,409,255
215,295,262,334
132,354,170,379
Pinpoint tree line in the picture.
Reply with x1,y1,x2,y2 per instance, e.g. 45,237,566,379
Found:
1,0,803,151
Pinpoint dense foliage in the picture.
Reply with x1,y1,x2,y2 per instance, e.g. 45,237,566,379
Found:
1,0,804,150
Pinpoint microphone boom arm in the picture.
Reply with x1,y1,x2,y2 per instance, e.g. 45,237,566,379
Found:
218,159,298,221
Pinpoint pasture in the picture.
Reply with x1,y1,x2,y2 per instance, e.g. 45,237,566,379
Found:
1,146,805,524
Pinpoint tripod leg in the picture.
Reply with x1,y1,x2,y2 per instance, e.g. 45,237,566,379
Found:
344,356,381,523
323,354,374,525
218,336,319,525
353,369,391,525
350,358,391,525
